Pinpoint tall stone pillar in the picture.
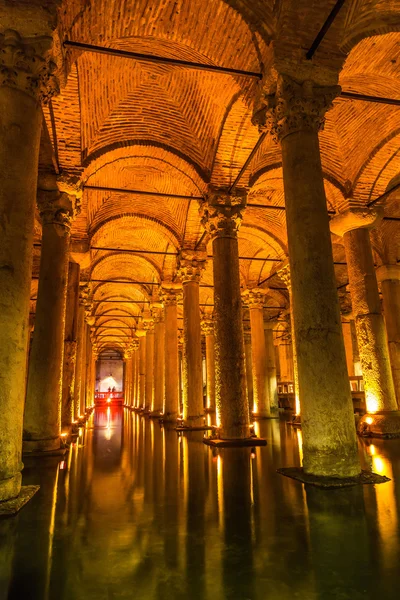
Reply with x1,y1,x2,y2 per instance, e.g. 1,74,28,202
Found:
0,30,58,502
200,189,251,440
162,287,180,421
278,266,300,414
132,339,140,408
201,319,216,412
138,332,147,410
143,313,155,413
61,261,80,429
331,209,400,435
243,326,254,417
254,75,359,476
377,265,400,408
178,253,206,427
342,318,356,377
152,309,165,415
242,288,272,418
24,177,78,453
264,321,279,412
123,349,132,407
73,284,90,420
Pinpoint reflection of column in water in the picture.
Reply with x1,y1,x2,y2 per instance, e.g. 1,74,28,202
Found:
364,441,399,588
160,427,181,595
0,518,18,600
306,485,371,598
184,432,207,598
151,419,164,506
220,448,255,600
7,459,60,599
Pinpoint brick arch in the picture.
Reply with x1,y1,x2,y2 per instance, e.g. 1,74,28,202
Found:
341,0,400,53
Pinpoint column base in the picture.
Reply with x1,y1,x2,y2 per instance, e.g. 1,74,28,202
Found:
175,415,209,431
23,446,67,458
0,485,40,517
161,413,179,423
148,410,163,419
357,411,400,438
287,414,302,427
203,436,267,448
0,473,22,503
277,467,389,488
252,412,279,420
204,407,216,414
22,436,62,454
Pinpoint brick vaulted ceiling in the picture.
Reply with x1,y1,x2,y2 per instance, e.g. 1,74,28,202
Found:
37,0,400,351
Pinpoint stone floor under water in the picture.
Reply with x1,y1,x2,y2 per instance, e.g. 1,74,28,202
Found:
1,407,400,600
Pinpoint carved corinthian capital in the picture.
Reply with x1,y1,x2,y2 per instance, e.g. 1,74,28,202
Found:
0,29,59,103
200,187,247,240
201,319,214,337
252,75,340,142
177,250,206,284
37,189,75,231
242,287,266,310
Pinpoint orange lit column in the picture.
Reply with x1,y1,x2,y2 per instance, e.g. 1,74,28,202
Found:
255,75,359,476
201,189,250,439
144,314,155,413
137,330,147,409
24,178,77,453
376,265,400,408
342,318,356,377
61,261,80,429
132,339,140,408
124,348,132,407
152,308,165,415
243,326,254,417
0,30,58,502
242,288,272,418
201,319,216,412
178,253,206,427
264,321,279,412
162,287,180,421
73,284,90,421
278,264,300,414
331,209,400,435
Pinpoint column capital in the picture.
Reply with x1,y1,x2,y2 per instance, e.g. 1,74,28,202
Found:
201,319,214,336
160,285,182,306
253,74,340,142
241,287,266,309
277,260,291,289
0,29,59,103
264,319,277,331
37,188,77,230
330,207,384,237
200,186,247,240
177,250,206,284
131,338,140,351
142,310,154,332
376,264,400,283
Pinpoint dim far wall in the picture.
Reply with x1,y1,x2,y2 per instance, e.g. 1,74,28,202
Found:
96,360,124,392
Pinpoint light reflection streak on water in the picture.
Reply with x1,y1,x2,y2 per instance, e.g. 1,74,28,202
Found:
365,442,398,569
44,464,59,600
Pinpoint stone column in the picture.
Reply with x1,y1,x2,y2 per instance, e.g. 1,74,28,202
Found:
264,321,279,412
138,332,147,410
278,266,300,415
152,309,165,415
162,287,180,421
254,75,359,476
200,189,250,439
143,313,155,413
24,177,78,453
133,339,140,408
61,261,80,429
342,318,356,377
73,284,90,421
178,253,206,427
242,288,272,418
243,326,254,417
331,209,400,435
0,30,58,501
124,349,132,407
201,319,216,412
377,265,400,408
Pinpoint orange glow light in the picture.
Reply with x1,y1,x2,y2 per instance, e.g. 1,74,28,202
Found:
366,416,373,425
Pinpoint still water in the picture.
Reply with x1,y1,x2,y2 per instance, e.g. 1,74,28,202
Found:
1,407,400,600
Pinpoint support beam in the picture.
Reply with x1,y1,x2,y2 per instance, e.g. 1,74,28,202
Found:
63,40,263,79
306,0,347,60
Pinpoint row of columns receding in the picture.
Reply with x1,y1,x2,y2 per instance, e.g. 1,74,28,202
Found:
2,31,400,507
